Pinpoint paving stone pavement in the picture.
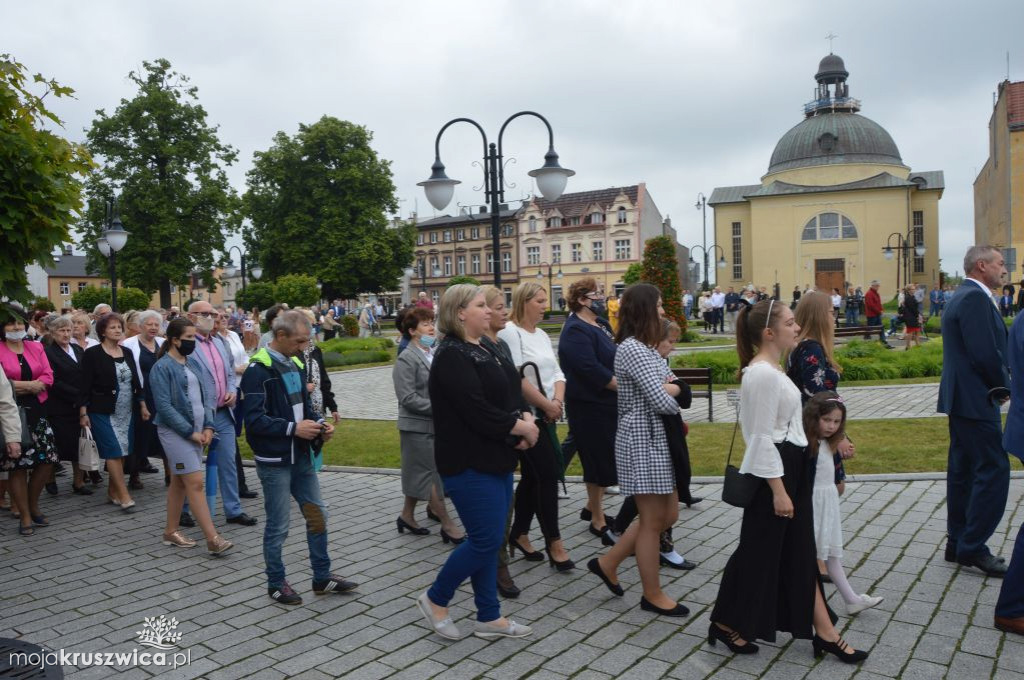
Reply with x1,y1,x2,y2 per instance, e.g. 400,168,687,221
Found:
330,366,948,423
1,471,1021,679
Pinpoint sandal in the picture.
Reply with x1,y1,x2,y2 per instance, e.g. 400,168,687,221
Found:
18,525,34,536
31,514,49,527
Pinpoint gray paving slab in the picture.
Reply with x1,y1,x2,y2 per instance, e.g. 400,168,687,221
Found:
0,471,1021,679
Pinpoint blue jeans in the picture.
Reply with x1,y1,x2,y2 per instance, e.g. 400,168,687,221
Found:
428,468,513,622
947,415,1010,561
213,408,242,518
257,453,330,588
845,309,859,326
866,315,886,343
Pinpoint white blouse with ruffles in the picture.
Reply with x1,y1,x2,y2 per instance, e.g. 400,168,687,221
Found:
738,360,807,478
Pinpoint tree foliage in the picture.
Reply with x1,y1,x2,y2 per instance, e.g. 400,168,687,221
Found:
273,274,320,308
32,297,56,312
243,116,414,298
0,55,93,321
640,236,686,329
234,281,277,312
79,59,240,308
70,285,150,312
446,275,481,288
623,262,643,286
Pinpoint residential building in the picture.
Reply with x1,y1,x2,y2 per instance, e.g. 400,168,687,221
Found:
711,53,942,296
974,79,1024,277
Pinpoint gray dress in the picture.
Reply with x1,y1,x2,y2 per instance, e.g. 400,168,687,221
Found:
157,368,205,476
392,344,439,500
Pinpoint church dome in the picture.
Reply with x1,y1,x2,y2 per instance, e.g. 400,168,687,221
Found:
767,113,903,174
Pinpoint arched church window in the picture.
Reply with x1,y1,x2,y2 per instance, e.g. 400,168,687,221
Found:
801,212,857,241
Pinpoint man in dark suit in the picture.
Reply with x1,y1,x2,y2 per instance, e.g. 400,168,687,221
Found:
938,245,1010,577
996,310,1024,634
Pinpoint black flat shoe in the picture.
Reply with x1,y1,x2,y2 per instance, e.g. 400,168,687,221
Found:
426,508,441,523
509,539,545,562
659,554,698,570
587,558,624,596
72,484,93,496
958,553,1008,577
812,634,868,663
589,524,616,547
496,566,521,599
684,497,703,508
580,507,592,522
45,482,58,495
944,541,956,562
639,596,689,617
140,464,160,474
396,516,429,535
440,528,465,545
707,623,758,654
226,513,258,526
179,512,196,528
239,489,258,499
88,471,102,485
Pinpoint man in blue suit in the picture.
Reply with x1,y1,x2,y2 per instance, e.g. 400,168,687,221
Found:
938,245,1010,577
997,310,1024,634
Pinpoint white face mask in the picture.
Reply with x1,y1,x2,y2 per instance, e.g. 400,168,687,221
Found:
195,316,215,334
5,330,27,342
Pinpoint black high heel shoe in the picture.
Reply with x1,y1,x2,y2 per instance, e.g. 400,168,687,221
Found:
707,623,758,654
639,596,689,617
546,549,575,572
684,496,703,508
580,508,616,525
509,538,545,562
396,516,429,535
440,528,465,545
812,634,869,664
587,558,623,596
426,508,441,523
589,524,616,547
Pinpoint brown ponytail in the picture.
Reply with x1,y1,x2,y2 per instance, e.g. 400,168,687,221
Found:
735,299,786,381
156,318,195,360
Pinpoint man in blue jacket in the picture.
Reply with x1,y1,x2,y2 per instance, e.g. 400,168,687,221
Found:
997,309,1024,634
242,310,357,605
938,245,1011,577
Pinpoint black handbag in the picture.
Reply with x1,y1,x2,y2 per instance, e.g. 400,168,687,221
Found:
721,404,761,508
0,406,34,451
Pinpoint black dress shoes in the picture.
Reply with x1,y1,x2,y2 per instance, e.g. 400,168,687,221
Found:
958,553,1008,577
496,565,520,599
179,512,196,528
640,596,690,617
944,542,956,562
239,489,259,499
226,513,258,526
140,464,160,474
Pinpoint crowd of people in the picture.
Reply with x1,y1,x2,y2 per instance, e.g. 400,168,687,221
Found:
1,243,1022,653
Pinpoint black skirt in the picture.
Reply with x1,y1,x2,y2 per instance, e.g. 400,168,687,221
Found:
710,440,837,643
566,401,618,487
49,411,80,463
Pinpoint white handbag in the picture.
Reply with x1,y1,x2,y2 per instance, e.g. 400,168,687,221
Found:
78,428,100,472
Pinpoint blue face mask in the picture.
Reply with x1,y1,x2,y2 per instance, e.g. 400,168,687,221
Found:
419,334,436,348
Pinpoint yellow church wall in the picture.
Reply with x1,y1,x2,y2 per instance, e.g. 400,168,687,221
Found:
711,203,752,286
763,163,910,187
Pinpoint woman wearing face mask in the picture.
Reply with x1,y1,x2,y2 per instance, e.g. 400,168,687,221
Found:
0,308,58,535
392,306,464,542
148,318,232,553
79,313,149,511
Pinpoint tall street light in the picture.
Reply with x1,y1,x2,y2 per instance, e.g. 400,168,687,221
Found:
882,231,926,292
222,245,263,294
96,198,129,312
687,244,727,292
695,193,708,290
536,262,563,312
418,111,574,288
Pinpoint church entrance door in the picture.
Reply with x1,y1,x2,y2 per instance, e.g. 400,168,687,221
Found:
814,258,845,293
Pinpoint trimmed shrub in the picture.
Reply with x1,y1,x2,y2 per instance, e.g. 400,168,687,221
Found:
319,337,393,353
340,314,359,337
321,349,390,368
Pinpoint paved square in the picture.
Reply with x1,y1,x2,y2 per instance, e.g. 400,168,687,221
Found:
1,469,1021,679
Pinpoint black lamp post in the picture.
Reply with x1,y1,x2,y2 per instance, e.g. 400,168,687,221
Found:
536,262,563,312
95,198,129,312
223,245,263,294
695,192,708,290
419,111,574,288
882,231,926,292
687,244,727,291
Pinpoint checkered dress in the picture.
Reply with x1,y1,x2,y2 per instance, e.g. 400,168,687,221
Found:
614,337,683,495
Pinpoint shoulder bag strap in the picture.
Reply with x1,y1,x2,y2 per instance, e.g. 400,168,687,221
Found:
725,401,740,467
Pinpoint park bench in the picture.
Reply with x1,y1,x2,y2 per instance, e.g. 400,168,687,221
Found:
671,367,715,422
834,325,882,340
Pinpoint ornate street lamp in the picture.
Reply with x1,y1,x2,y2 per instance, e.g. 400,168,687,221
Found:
96,198,129,311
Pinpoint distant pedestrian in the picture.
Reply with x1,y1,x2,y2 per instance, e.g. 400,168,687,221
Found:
902,284,922,350
863,281,891,348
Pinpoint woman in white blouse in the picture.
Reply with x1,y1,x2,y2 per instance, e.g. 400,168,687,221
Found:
708,300,869,664
498,282,573,569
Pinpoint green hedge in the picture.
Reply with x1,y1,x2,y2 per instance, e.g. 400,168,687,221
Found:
321,349,391,368
318,336,393,368
319,337,394,353
670,339,944,384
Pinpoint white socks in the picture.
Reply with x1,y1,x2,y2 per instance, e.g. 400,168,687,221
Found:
826,556,860,605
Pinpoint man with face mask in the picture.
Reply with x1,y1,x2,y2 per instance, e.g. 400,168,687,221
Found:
187,301,257,528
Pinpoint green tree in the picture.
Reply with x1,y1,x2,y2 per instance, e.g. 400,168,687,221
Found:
244,116,414,298
446,275,481,288
69,285,151,311
116,287,152,311
274,274,320,307
79,59,240,308
234,281,277,312
640,236,686,328
623,262,644,286
32,297,56,312
0,55,92,321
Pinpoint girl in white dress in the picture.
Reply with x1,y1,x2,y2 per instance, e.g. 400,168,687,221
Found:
803,392,883,615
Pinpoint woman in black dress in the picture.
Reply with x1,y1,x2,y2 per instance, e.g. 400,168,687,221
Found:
43,315,91,495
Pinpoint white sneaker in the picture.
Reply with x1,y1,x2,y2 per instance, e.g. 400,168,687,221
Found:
606,486,621,495
845,594,884,615
473,618,533,639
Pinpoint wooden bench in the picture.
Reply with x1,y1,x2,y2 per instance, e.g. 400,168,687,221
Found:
834,325,883,340
671,367,715,422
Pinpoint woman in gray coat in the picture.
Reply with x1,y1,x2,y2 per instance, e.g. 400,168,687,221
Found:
392,307,464,543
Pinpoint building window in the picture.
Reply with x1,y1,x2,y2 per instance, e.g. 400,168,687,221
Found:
487,254,495,273
592,241,604,261
614,239,631,260
569,216,580,226
504,288,512,306
731,222,743,280
547,216,561,228
585,211,603,224
502,224,514,237
430,232,438,244
417,233,424,245
552,285,563,304
617,207,627,224
502,252,511,273
60,281,69,295
801,212,857,240
78,282,88,292
528,216,537,232
456,229,465,241
913,211,925,274
526,246,540,266
443,256,452,276
614,282,626,296
444,230,452,243
471,254,481,274
417,258,425,278
571,243,583,263
432,291,439,305
470,227,479,239
551,244,561,264
457,255,466,275
430,256,438,275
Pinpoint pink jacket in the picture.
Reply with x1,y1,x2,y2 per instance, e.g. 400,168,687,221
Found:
0,340,54,404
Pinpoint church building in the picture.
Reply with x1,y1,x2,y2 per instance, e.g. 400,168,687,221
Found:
710,54,943,297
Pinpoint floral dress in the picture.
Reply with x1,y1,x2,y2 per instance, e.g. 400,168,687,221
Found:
2,354,58,470
786,338,845,483
110,358,134,455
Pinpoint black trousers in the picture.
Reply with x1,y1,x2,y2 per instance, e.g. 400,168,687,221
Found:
947,415,1009,560
510,431,561,542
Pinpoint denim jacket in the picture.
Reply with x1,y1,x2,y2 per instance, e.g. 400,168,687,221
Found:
149,353,216,440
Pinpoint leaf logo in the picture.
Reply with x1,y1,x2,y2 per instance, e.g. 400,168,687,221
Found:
135,615,183,649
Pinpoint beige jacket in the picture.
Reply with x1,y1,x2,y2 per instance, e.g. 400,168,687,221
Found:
0,372,21,445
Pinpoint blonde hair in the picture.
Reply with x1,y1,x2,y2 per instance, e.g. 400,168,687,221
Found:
509,282,545,325
479,284,504,308
791,290,841,374
436,283,482,341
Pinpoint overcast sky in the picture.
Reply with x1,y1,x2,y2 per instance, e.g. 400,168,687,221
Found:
6,0,1023,279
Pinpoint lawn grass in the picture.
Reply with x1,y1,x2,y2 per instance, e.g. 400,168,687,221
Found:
237,417,1022,476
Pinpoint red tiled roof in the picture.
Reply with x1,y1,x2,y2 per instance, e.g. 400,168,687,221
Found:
1005,80,1024,128
530,185,639,216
